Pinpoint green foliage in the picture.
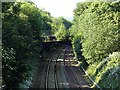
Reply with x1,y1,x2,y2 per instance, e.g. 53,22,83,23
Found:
98,66,120,88
88,52,120,88
2,47,16,88
51,17,72,34
80,13,118,61
2,2,52,89
71,1,120,89
72,1,120,62
51,17,72,41
73,2,92,22
55,28,66,41
41,11,52,36
72,33,82,58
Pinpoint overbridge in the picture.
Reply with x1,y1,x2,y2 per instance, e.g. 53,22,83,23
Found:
40,41,72,60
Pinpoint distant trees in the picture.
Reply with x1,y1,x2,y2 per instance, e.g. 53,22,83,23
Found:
51,17,72,41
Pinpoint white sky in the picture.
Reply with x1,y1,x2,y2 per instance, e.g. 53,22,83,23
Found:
30,0,85,20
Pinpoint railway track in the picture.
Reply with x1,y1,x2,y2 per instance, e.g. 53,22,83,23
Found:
64,46,80,88
64,46,90,89
30,45,91,89
46,46,63,89
30,45,66,89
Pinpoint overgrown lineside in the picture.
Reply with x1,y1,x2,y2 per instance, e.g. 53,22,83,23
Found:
2,1,72,89
2,2,52,89
70,1,120,89
2,0,120,89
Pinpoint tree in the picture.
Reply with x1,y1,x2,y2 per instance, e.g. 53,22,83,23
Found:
2,2,52,89
72,1,120,63
51,17,72,41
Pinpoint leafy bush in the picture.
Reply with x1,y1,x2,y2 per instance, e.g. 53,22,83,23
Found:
96,52,120,88
72,33,82,58
86,52,120,89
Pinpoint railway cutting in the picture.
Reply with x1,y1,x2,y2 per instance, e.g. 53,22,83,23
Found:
30,44,91,89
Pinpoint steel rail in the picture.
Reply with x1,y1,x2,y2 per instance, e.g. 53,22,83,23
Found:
45,46,64,89
64,46,81,88
80,66,102,90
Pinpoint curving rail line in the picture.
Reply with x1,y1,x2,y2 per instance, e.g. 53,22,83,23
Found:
46,46,65,89
63,46,81,88
30,44,96,89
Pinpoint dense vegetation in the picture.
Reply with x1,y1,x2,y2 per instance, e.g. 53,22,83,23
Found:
71,1,120,89
2,0,120,89
51,17,72,41
2,1,72,89
2,2,52,89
